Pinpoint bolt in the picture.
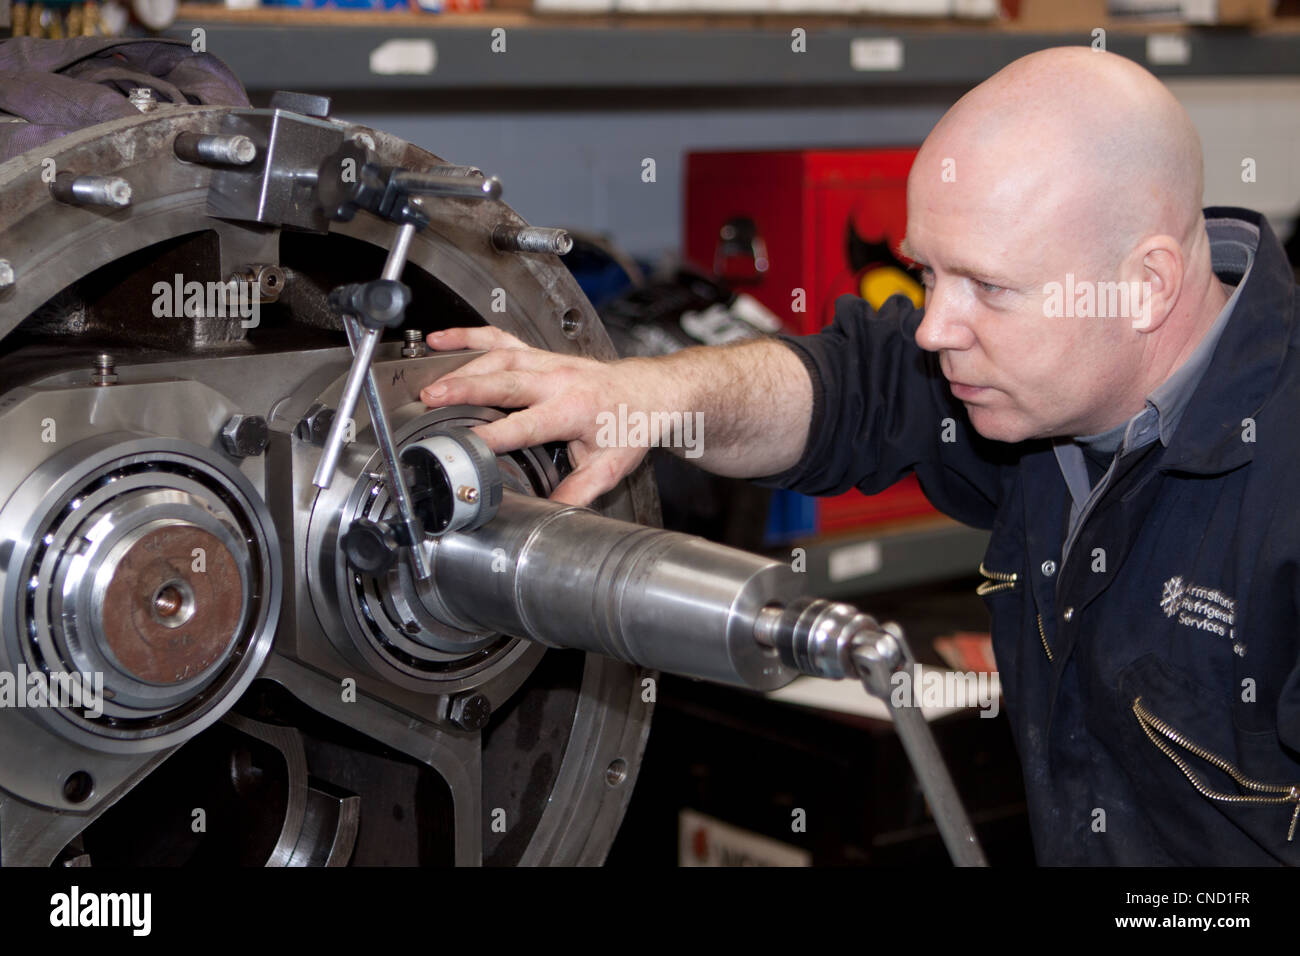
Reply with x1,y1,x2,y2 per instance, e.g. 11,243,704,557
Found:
91,353,117,387
51,173,131,208
231,263,285,303
128,88,157,113
221,414,269,458
174,132,257,166
605,758,628,787
449,692,491,732
491,225,573,256
0,259,12,289
254,264,285,301
427,164,483,178
295,402,336,447
456,485,478,504
402,329,425,358
154,586,183,617
560,309,582,338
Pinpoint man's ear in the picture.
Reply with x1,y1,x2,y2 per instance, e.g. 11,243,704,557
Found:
1129,236,1183,333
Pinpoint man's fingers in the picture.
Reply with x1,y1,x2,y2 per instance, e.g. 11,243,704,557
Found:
419,368,547,412
419,348,541,403
426,326,527,353
415,329,638,499
548,449,641,507
470,407,561,454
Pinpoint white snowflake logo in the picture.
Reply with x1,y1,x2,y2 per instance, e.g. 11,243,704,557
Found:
1160,576,1185,617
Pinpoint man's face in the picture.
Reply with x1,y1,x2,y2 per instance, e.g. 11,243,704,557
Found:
903,148,1138,443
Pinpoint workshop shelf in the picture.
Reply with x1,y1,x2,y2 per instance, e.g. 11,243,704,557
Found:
166,8,1300,92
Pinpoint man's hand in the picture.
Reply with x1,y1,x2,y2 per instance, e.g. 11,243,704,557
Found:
419,327,654,506
419,325,814,508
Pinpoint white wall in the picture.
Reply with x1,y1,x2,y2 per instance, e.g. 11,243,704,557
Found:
1167,78,1300,236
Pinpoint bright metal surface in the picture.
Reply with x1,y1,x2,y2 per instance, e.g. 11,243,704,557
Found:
0,104,657,867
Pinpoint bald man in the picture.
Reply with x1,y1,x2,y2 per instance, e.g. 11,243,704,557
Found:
419,48,1300,865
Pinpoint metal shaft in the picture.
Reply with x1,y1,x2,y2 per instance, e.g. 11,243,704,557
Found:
391,171,502,201
381,222,417,282
416,476,986,865
426,491,799,690
312,329,378,488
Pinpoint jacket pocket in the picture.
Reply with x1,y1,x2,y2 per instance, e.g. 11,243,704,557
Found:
1131,695,1300,843
1113,653,1300,859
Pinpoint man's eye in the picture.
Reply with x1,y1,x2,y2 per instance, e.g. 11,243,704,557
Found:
975,280,1003,294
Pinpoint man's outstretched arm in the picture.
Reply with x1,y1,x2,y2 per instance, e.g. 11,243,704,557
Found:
418,326,813,507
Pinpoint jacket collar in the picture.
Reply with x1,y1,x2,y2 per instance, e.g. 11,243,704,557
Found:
1155,207,1296,475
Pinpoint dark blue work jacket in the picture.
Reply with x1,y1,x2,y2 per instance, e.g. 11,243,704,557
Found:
759,207,1300,864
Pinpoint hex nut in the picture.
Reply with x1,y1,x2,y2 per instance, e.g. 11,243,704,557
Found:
449,693,491,731
221,414,269,458
295,403,336,447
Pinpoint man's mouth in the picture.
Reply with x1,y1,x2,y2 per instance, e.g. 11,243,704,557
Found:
947,381,988,400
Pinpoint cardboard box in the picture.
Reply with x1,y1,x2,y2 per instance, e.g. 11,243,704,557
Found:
1009,0,1108,30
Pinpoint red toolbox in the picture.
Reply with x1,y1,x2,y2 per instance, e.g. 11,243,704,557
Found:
685,147,935,534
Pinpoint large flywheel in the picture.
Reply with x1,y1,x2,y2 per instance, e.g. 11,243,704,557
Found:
0,97,658,866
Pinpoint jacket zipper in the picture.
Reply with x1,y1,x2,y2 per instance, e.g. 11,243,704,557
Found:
976,561,1017,596
977,562,1055,662
1133,696,1300,842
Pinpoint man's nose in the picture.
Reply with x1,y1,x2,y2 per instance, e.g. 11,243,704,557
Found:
913,291,974,353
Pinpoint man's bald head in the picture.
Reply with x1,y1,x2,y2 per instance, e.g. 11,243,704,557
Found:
918,47,1204,270
904,48,1226,443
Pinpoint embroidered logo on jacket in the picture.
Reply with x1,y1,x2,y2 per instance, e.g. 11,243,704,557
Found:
1160,575,1237,639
